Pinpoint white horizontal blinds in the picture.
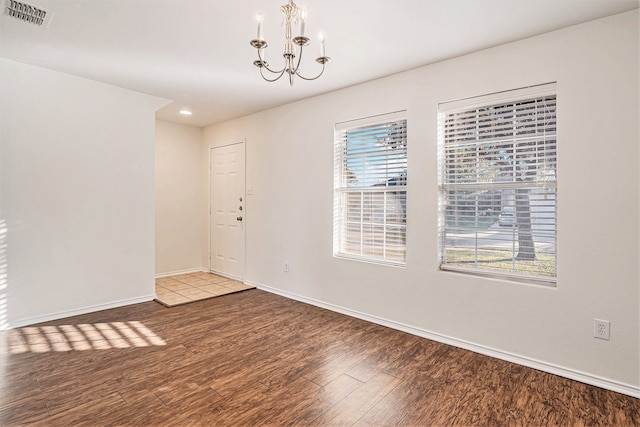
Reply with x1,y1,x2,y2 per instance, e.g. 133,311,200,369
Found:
334,112,407,265
439,83,557,282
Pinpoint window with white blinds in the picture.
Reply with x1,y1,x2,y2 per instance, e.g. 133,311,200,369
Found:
438,83,557,283
334,111,407,265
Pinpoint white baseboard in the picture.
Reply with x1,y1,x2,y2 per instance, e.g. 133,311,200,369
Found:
155,267,206,278
248,280,640,399
6,295,156,329
208,269,243,282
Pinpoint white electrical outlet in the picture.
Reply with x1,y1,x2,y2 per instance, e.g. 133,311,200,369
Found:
594,319,610,340
284,262,289,273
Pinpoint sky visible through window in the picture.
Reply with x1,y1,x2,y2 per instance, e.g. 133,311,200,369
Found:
345,120,406,188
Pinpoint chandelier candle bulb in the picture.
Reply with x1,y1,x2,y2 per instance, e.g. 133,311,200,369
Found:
256,14,264,40
319,33,325,57
300,9,306,36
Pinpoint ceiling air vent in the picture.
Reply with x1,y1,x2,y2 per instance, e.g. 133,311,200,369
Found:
4,0,51,26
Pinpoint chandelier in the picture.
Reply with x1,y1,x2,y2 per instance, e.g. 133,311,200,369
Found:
250,0,330,86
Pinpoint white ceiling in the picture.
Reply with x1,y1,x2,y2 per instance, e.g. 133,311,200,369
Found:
1,0,637,127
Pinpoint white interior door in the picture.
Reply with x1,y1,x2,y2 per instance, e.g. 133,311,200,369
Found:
209,142,245,280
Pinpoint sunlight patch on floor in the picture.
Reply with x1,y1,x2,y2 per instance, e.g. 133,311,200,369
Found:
4,320,166,354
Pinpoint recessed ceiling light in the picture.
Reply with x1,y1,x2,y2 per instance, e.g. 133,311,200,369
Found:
179,110,192,116
4,0,53,27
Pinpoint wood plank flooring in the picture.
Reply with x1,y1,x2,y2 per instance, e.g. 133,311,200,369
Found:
1,289,638,426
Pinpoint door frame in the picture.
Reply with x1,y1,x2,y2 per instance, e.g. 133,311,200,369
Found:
208,139,246,280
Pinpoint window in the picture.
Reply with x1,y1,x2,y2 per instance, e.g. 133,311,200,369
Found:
334,111,407,265
438,84,557,283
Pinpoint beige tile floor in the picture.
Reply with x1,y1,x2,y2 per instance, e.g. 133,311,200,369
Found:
155,271,255,307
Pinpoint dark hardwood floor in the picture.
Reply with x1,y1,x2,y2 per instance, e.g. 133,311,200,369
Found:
1,289,638,426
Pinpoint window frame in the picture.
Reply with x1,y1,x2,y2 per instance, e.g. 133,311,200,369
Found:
333,111,408,267
438,83,558,284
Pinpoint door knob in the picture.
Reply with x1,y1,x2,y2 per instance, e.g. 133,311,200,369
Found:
237,216,243,221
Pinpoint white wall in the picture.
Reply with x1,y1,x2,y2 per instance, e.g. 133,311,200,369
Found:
154,120,204,275
0,59,169,328
202,11,639,394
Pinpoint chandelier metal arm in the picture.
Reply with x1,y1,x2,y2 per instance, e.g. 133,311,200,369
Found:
294,46,304,72
291,45,324,81
257,48,286,74
261,61,287,75
260,66,287,83
295,63,326,81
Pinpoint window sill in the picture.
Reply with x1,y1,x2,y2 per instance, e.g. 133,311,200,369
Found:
334,253,406,268
439,264,557,287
